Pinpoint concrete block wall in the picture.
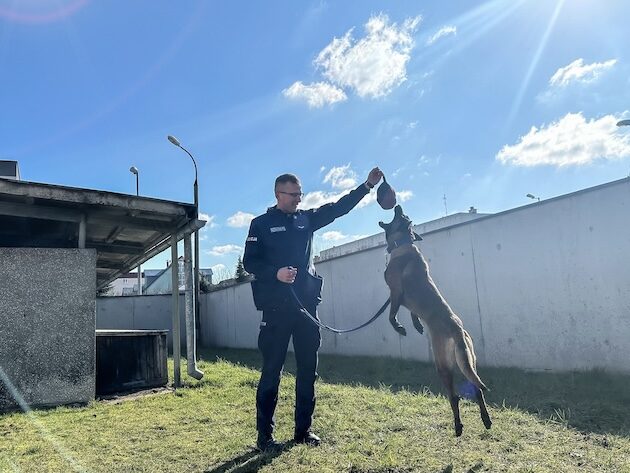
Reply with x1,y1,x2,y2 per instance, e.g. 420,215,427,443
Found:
0,248,97,411
96,294,188,350
199,178,630,373
95,178,630,373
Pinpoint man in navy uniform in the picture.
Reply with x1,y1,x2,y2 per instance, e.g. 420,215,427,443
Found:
244,167,383,451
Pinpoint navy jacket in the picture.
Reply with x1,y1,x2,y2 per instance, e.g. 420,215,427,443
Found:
243,183,370,311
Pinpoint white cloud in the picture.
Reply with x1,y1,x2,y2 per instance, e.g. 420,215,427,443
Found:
549,58,617,87
313,13,421,99
426,25,456,45
197,212,216,241
321,231,369,243
207,244,243,257
300,189,350,209
227,211,255,228
356,191,377,208
300,163,412,210
198,212,217,228
211,264,226,273
397,190,413,202
323,164,357,189
496,113,630,167
322,231,347,241
282,81,347,108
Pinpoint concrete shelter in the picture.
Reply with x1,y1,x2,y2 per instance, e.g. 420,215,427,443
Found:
0,178,204,411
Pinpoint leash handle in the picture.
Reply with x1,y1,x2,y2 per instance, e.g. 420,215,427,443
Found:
289,286,390,334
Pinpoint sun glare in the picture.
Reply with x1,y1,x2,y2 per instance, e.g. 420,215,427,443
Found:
0,0,88,24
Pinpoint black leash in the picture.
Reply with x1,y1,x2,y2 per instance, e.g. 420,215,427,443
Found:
289,286,390,334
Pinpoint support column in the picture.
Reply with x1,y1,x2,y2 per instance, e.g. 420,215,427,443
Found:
78,214,86,249
184,233,204,380
171,235,181,388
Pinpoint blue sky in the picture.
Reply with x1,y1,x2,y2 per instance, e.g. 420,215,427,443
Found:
2,0,629,280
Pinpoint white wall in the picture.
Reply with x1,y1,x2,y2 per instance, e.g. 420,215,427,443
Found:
198,178,630,373
96,294,187,349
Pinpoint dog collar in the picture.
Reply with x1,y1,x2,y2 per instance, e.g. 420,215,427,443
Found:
386,230,423,253
386,234,416,253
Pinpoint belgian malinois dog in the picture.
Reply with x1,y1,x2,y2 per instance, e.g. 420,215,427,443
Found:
379,205,492,436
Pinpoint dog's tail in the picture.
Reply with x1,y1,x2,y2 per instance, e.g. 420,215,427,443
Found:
455,332,488,392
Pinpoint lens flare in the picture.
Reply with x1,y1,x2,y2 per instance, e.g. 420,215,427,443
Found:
0,0,89,24
0,366,85,471
458,379,478,399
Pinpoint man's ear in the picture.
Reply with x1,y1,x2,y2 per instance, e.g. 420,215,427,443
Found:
413,231,423,241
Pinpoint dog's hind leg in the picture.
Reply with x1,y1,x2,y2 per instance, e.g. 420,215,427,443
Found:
436,361,463,436
389,290,406,336
475,387,492,430
410,312,424,334
463,332,492,429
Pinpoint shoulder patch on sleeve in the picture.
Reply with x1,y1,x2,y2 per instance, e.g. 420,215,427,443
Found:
247,236,258,242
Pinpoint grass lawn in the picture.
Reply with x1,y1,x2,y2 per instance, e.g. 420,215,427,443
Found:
1,347,629,472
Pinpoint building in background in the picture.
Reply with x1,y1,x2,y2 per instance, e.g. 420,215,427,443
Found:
105,272,146,296
143,257,213,295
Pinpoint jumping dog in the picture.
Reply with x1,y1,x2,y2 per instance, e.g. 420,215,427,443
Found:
379,205,492,436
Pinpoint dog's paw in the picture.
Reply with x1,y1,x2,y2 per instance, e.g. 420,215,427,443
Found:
395,325,407,336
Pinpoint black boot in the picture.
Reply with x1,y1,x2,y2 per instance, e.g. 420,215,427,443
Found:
293,430,321,446
256,433,282,452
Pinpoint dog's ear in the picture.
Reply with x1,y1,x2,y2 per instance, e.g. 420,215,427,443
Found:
413,231,423,241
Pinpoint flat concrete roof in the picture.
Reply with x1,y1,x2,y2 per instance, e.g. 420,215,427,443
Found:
0,178,204,289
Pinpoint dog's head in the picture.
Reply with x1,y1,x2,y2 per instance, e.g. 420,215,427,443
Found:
378,205,422,249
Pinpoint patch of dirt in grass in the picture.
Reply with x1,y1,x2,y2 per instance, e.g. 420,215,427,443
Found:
97,386,173,404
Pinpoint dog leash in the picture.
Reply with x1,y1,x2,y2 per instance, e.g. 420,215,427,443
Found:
289,286,390,334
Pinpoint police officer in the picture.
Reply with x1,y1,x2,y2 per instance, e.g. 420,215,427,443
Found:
243,167,383,451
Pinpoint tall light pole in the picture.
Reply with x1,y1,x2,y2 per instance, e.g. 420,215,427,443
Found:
167,135,200,338
129,166,142,295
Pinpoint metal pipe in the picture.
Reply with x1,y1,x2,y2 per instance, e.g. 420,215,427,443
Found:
193,179,201,350
130,166,142,295
171,235,181,388
184,233,204,380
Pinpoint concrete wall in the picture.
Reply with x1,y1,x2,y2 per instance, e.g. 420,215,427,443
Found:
0,248,96,411
96,294,188,349
200,178,630,373
96,178,630,373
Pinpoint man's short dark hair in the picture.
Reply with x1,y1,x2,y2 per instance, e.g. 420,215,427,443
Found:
275,173,300,190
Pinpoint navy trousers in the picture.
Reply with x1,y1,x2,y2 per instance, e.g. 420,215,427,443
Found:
256,305,321,437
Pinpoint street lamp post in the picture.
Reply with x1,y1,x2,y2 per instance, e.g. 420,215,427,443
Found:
167,136,200,336
129,166,142,295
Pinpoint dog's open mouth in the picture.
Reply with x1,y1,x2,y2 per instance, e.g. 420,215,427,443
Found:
379,205,408,230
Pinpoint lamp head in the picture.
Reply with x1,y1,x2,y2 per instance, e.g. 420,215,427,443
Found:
130,166,139,175
167,135,181,147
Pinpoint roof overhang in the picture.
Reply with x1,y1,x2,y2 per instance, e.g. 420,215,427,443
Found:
0,178,204,289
